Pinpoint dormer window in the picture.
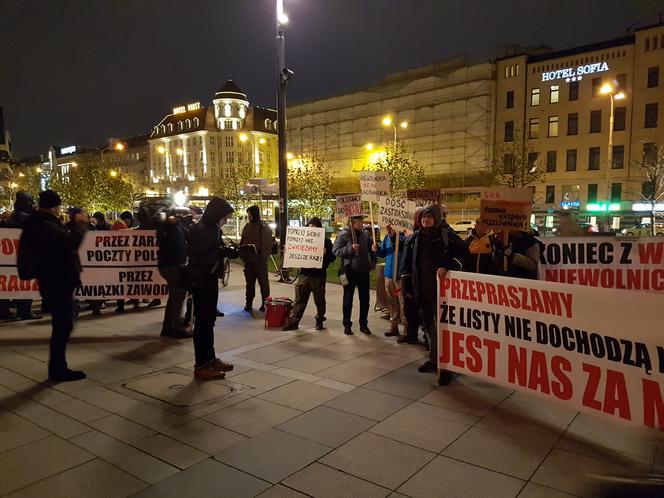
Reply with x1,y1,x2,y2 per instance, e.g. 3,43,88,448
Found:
193,117,200,127
224,104,232,117
239,106,246,119
264,119,271,130
167,123,173,132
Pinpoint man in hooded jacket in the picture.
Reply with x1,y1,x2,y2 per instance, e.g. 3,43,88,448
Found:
239,205,273,312
401,204,468,385
187,197,237,380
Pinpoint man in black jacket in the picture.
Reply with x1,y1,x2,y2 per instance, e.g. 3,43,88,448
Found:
187,197,237,380
20,190,89,382
401,204,468,385
332,214,377,335
282,217,336,331
239,205,273,312
157,208,191,338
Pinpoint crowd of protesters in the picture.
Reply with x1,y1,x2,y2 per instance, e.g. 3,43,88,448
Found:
2,187,547,388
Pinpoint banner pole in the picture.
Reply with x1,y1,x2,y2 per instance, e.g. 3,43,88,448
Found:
369,201,377,246
503,228,509,273
393,232,400,282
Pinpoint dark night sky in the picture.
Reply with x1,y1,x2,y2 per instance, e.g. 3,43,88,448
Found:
0,0,660,156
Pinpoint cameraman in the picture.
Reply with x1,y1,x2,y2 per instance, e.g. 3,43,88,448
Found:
157,207,191,338
186,197,238,380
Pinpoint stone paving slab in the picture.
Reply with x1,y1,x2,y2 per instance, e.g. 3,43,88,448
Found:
0,271,659,497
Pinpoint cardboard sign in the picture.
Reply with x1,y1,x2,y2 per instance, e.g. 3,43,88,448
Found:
377,196,417,235
438,271,664,431
0,228,167,300
407,188,440,207
336,194,363,218
359,171,390,202
540,236,664,293
283,226,326,269
478,188,532,232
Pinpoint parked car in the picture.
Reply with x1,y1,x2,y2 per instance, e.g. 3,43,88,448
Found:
449,219,476,234
620,223,664,237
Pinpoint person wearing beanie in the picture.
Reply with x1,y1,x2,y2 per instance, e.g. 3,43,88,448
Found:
239,205,273,312
282,216,336,331
19,190,90,382
401,204,469,385
186,196,238,380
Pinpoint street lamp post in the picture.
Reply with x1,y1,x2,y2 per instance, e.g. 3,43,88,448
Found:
381,116,408,146
599,83,626,231
276,0,290,243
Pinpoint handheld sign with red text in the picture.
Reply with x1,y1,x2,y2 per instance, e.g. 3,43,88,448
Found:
540,237,664,293
438,271,664,431
283,226,325,269
478,188,532,232
377,196,417,235
0,228,39,298
359,171,390,202
406,188,440,207
335,194,363,218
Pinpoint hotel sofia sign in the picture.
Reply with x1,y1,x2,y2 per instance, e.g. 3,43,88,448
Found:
541,61,609,82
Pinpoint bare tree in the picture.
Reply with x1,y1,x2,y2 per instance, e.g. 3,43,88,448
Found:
486,134,546,188
634,144,664,236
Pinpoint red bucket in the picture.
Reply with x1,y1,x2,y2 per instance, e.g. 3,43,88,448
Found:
264,298,293,328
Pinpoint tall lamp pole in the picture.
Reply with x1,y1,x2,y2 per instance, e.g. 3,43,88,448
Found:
599,83,626,231
276,0,290,244
381,116,408,146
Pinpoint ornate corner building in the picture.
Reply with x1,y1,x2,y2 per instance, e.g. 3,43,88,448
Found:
148,80,278,197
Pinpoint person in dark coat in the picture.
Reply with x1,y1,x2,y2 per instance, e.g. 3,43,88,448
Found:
4,192,39,320
20,190,89,382
187,197,237,380
332,214,377,335
499,230,544,280
282,217,336,331
239,205,273,312
157,208,191,338
91,212,110,231
401,204,468,385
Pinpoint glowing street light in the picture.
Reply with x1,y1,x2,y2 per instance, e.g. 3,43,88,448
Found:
18,172,25,177
114,142,125,151
35,167,42,173
176,148,184,156
365,143,374,151
157,145,166,154
109,170,118,178
71,162,78,167
259,137,266,145
286,152,294,160
381,116,408,144
239,133,249,143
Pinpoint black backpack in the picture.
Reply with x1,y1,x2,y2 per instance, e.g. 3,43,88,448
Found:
17,231,39,280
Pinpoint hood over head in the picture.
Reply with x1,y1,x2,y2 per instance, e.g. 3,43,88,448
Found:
247,205,261,222
203,196,234,225
14,191,34,214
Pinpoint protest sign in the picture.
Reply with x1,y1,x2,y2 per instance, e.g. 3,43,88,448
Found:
438,271,664,431
407,188,440,207
540,236,664,293
76,229,167,299
283,226,325,269
478,188,532,232
335,194,363,218
0,228,40,298
359,171,390,202
0,228,167,300
377,196,417,235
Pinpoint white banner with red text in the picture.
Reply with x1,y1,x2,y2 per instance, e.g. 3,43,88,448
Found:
540,236,664,292
0,228,167,300
438,271,664,431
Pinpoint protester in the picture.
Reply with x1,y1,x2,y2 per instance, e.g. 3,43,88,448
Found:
239,205,272,312
375,224,406,338
332,214,377,335
467,219,497,274
157,207,191,338
499,229,544,280
556,211,585,236
399,208,424,345
6,192,38,320
282,217,336,331
401,204,468,384
187,197,237,380
120,210,134,228
19,190,89,382
92,212,110,230
112,218,140,313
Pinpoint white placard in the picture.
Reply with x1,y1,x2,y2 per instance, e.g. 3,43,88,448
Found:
282,226,326,269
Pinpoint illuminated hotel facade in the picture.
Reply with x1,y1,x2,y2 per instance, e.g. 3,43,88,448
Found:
148,80,278,197
494,22,664,228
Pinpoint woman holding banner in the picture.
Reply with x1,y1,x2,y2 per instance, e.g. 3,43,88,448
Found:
375,225,406,338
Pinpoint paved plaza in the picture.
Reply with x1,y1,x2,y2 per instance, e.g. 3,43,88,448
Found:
0,271,661,498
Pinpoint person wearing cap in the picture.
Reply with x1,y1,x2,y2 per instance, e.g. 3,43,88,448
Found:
157,207,191,338
282,217,336,331
239,205,273,312
332,213,377,335
186,196,237,380
19,190,90,382
401,204,468,385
